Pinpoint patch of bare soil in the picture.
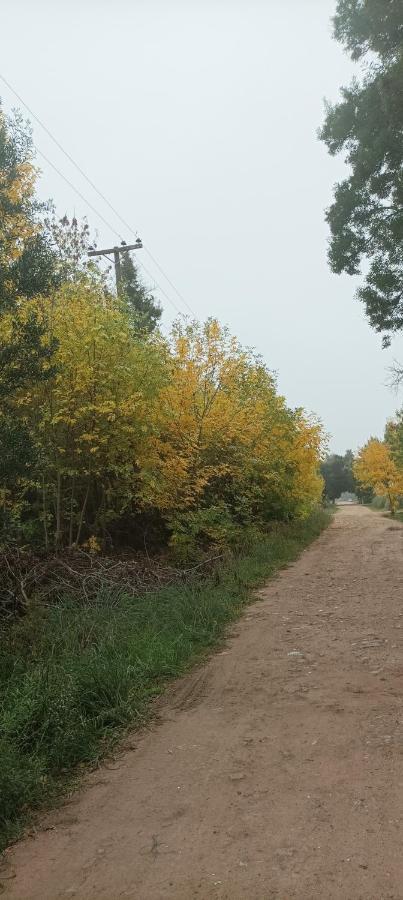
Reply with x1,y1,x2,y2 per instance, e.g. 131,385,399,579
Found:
3,506,403,899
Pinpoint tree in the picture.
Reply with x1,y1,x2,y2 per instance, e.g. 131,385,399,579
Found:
320,450,356,502
0,101,324,554
120,252,162,331
0,106,59,538
1,294,324,552
353,480,374,505
353,438,403,514
140,319,324,555
385,410,403,470
320,1,403,345
12,212,109,300
2,283,165,548
0,103,105,305
0,106,39,308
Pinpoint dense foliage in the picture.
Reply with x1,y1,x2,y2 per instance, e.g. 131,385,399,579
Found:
120,251,162,332
320,450,356,501
320,0,403,345
354,411,403,513
0,97,331,853
0,104,325,559
1,291,324,556
354,438,403,514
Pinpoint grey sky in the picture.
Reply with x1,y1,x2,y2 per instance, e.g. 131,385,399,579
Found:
2,0,402,454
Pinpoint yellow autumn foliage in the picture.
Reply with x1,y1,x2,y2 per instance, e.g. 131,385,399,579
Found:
1,283,165,545
0,109,37,269
1,288,324,550
0,105,325,555
139,319,323,524
354,438,403,515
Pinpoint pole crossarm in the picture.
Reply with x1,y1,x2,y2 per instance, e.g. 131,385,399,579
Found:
88,241,142,257
88,240,143,294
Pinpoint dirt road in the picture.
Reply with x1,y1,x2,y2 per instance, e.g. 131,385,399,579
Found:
3,505,403,899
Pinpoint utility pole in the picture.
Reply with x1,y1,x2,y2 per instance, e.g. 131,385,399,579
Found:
88,238,143,294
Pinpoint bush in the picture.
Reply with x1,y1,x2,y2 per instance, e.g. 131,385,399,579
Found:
168,504,244,564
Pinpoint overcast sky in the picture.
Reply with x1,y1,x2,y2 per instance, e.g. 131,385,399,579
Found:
2,0,402,453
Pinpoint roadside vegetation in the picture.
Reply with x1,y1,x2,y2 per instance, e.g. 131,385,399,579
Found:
0,103,330,851
0,508,330,852
354,432,403,516
0,106,324,568
321,430,403,516
1,0,403,874
320,4,403,515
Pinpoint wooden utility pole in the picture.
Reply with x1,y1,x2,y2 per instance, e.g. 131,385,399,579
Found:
88,238,143,294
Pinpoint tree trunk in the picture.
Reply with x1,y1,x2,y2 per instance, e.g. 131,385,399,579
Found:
42,474,49,551
68,476,75,548
55,470,62,551
75,481,90,546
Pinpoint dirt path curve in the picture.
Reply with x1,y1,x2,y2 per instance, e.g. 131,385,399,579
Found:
4,505,403,900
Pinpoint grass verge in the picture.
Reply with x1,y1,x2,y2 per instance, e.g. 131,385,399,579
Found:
366,504,403,521
0,508,331,852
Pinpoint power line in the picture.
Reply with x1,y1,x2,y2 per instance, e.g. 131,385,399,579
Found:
35,146,124,241
0,73,132,239
136,257,183,317
0,72,196,317
39,141,183,316
34,147,183,317
142,244,195,316
1,99,186,316
89,240,143,295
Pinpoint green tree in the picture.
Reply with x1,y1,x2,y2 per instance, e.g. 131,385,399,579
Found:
0,312,57,539
10,228,59,300
386,412,403,469
320,450,356,502
12,213,107,299
0,110,84,536
120,252,162,331
0,103,105,305
320,1,403,345
0,106,40,309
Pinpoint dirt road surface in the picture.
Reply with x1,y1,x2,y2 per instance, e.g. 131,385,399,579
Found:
3,505,403,899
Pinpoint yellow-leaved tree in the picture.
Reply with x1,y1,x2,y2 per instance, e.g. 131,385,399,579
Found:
1,293,324,552
2,283,166,547
139,319,324,557
354,439,403,515
0,108,38,274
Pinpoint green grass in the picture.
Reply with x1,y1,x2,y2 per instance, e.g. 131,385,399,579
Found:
0,508,331,852
367,503,403,521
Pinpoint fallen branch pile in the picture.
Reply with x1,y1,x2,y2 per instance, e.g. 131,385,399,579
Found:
0,545,225,621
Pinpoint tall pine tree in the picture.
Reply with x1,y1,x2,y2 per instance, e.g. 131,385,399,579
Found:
120,252,162,332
